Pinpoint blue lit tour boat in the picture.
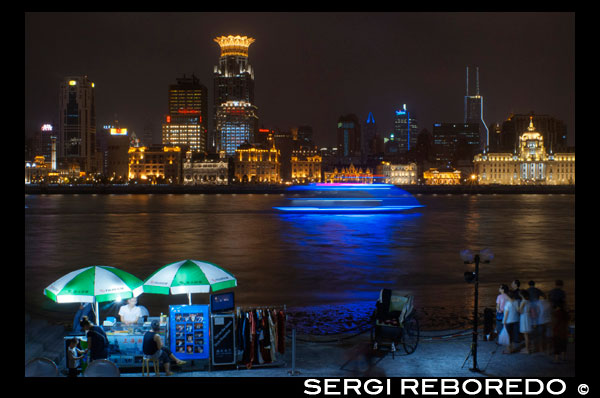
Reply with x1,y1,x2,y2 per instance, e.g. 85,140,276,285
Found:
273,183,424,214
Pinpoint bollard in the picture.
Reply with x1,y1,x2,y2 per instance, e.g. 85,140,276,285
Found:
288,328,300,375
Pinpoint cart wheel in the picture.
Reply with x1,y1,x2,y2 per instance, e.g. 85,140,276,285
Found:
402,315,419,354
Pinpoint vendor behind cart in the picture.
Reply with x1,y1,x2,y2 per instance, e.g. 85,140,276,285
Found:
118,297,143,325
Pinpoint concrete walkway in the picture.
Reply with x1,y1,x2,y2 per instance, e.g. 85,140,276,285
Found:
25,312,575,378
117,330,575,378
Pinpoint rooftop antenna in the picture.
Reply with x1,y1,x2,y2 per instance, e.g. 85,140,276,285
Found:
466,66,469,96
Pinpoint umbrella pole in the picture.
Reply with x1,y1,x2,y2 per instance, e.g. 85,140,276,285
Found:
95,300,100,326
188,292,192,305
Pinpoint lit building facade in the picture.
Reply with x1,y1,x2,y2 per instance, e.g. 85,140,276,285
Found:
324,163,374,183
213,35,258,155
162,74,208,153
378,162,418,185
58,76,99,173
473,118,575,185
291,147,322,183
215,101,259,156
183,151,229,185
128,145,183,183
423,168,462,185
106,128,130,182
234,142,280,183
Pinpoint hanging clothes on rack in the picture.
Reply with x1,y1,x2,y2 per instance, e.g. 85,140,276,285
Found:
235,305,286,368
268,309,277,361
259,309,272,364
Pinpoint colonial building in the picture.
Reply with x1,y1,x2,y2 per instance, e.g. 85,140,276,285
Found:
234,142,280,183
183,151,229,185
378,162,418,185
128,145,184,184
422,168,462,185
291,146,322,183
323,163,374,183
473,117,575,185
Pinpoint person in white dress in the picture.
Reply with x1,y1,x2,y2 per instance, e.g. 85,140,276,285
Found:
518,290,533,353
502,291,520,354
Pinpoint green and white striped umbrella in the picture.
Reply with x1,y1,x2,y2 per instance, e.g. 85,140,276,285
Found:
143,260,237,304
44,266,144,325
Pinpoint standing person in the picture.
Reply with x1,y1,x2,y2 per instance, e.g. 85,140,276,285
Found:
79,316,109,361
66,337,85,377
518,290,533,353
143,320,186,376
511,280,522,343
502,291,520,354
526,280,543,301
551,303,569,363
118,297,143,325
548,280,567,310
527,281,543,351
536,293,552,353
73,303,94,332
495,284,510,338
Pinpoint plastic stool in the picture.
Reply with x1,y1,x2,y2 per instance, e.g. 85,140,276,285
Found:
142,355,159,377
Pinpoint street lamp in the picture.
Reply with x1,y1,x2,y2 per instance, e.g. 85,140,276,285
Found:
460,248,494,373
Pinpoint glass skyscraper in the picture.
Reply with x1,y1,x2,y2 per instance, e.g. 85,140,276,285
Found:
393,104,418,152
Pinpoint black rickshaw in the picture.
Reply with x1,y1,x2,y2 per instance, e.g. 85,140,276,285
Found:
370,289,419,358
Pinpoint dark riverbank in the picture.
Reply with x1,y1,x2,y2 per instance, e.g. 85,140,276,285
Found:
25,183,575,195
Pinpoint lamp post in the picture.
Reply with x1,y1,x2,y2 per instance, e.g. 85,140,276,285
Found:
461,248,494,373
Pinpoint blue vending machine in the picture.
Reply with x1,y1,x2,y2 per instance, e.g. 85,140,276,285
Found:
169,305,210,360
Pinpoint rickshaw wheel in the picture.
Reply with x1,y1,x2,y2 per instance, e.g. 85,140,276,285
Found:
402,315,419,354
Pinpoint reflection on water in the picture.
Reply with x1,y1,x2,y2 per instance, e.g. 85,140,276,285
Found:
25,194,574,326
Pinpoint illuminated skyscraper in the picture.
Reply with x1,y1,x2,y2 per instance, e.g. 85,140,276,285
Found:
464,66,489,152
213,35,258,155
162,74,208,153
394,104,418,152
58,76,98,173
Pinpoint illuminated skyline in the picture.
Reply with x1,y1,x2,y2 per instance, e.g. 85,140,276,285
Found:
25,12,575,149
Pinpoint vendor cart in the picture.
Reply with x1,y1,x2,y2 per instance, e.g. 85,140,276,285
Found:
370,289,419,358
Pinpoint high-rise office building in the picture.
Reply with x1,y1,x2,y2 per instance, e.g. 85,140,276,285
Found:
464,66,490,152
162,74,208,153
58,76,98,173
362,112,377,158
213,35,258,155
337,114,361,159
394,104,418,152
215,101,259,156
432,122,480,165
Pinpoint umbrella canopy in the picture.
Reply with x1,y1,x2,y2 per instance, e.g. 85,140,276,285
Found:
143,260,237,304
44,265,144,325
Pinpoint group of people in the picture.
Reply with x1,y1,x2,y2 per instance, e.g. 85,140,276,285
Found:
495,279,569,363
67,297,185,377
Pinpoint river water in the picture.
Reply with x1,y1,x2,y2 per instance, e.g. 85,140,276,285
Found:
25,193,575,332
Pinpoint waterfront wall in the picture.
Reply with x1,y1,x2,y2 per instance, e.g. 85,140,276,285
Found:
25,184,575,195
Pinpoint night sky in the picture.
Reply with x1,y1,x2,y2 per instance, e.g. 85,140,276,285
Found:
25,12,575,148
